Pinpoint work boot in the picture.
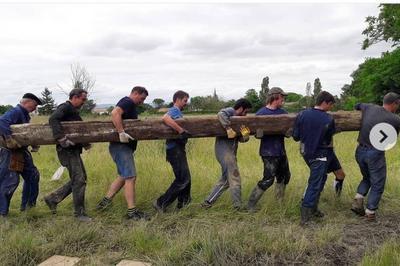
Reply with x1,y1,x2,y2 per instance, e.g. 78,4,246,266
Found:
44,196,57,215
152,200,165,213
300,206,314,226
313,207,325,218
96,197,112,211
365,209,376,222
75,214,92,222
126,207,150,221
201,200,213,209
247,186,265,211
351,198,365,216
275,183,286,200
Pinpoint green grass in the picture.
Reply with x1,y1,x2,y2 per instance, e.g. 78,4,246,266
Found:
2,117,400,265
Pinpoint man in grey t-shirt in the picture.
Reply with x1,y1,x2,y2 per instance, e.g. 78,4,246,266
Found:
351,92,400,221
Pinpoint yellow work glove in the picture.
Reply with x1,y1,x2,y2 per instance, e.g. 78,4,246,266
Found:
226,128,237,139
240,125,250,142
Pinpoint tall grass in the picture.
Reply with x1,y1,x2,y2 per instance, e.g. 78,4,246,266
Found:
1,117,400,265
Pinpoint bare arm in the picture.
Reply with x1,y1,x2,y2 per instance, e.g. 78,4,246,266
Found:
111,106,125,133
162,113,185,134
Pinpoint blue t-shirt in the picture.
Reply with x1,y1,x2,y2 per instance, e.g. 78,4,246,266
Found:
0,104,30,137
256,107,287,157
117,97,138,120
293,107,335,159
165,106,185,150
113,96,138,150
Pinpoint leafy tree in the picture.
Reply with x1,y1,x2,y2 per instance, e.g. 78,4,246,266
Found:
259,76,269,105
362,4,400,49
152,98,165,109
285,92,303,102
106,106,114,114
313,78,322,96
245,89,262,112
0,105,13,115
38,87,56,115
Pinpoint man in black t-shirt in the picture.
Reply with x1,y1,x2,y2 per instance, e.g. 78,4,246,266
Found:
96,86,149,220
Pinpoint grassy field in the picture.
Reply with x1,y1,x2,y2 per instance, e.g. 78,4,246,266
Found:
2,116,400,265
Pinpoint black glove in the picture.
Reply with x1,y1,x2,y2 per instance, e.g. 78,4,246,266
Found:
333,178,343,196
58,136,75,148
179,130,192,139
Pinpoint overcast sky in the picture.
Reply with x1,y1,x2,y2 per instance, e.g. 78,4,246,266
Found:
0,2,393,105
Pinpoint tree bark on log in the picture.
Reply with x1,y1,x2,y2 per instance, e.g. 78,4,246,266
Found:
0,111,361,146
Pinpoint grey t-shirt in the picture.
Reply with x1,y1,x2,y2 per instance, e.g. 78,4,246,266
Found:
356,103,400,147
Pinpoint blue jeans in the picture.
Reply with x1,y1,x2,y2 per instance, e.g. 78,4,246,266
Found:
355,145,386,211
0,148,40,215
302,149,333,209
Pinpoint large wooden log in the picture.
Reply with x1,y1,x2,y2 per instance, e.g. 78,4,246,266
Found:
0,111,362,146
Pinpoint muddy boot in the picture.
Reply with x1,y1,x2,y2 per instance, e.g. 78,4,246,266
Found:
275,183,286,201
351,198,365,216
247,186,265,211
300,206,314,226
313,207,325,218
365,209,376,222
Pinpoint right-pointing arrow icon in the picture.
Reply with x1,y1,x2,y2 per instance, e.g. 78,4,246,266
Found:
379,130,388,143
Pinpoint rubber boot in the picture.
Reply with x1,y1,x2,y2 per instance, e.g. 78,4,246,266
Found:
300,206,314,226
351,198,365,216
247,186,265,211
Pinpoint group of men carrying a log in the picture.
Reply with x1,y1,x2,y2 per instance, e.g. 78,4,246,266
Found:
1,86,400,225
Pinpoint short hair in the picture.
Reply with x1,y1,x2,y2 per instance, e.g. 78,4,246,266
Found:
173,90,189,103
315,91,335,106
383,92,400,104
131,86,148,96
69,88,88,100
266,94,281,105
233,98,252,110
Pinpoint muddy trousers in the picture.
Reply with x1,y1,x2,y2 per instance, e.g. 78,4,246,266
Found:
157,144,191,209
46,148,87,216
205,138,241,208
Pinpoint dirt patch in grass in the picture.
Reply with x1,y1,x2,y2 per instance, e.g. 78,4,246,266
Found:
317,213,400,265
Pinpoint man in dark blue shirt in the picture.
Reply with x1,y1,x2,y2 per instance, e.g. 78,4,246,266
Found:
153,90,192,212
96,86,150,221
293,91,336,225
247,87,291,211
0,93,42,217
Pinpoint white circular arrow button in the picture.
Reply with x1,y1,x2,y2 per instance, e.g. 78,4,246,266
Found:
369,123,398,151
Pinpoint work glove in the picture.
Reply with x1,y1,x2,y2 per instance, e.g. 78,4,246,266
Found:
333,178,344,196
119,131,135,143
240,125,250,142
58,136,75,148
5,136,22,149
255,129,264,139
226,128,237,139
30,145,40,152
179,130,192,139
83,143,92,151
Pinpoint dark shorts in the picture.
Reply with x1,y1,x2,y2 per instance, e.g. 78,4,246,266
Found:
327,152,342,173
262,155,291,184
109,142,136,179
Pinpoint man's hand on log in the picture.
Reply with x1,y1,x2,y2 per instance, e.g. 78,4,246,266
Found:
30,145,40,152
226,127,237,139
239,125,250,142
5,136,22,149
119,131,135,143
179,130,192,139
58,136,75,148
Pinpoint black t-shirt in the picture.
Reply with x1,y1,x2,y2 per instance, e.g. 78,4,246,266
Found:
113,96,138,150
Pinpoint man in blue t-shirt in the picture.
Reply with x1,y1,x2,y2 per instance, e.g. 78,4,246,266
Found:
96,86,149,221
0,93,42,217
247,87,291,211
153,90,192,212
293,91,336,226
